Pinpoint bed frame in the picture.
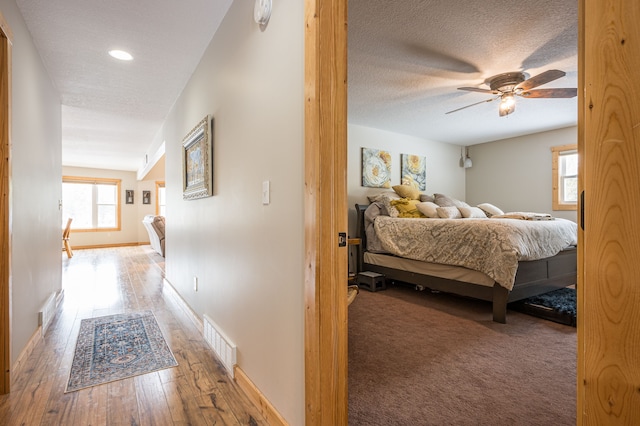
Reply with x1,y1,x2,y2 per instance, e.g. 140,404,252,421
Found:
355,204,577,323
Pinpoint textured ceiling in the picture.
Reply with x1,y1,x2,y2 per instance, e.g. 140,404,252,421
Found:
16,0,578,172
348,0,578,145
16,0,232,171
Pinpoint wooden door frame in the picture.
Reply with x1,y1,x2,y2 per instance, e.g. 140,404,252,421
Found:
304,0,349,424
0,9,12,395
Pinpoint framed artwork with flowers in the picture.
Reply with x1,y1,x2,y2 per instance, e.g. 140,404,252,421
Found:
401,153,426,190
361,147,392,188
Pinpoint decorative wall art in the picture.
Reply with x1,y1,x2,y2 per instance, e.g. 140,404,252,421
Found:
361,147,392,188
142,190,151,204
401,153,426,190
182,115,213,200
126,190,134,204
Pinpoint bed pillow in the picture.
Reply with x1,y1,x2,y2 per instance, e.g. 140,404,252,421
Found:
390,198,426,218
392,184,420,200
458,206,488,218
419,193,435,203
416,201,439,218
380,194,400,217
434,193,470,208
367,191,398,203
436,206,462,219
477,202,505,218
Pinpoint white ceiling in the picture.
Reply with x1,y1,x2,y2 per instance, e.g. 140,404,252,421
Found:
348,0,578,145
16,0,232,171
15,0,578,172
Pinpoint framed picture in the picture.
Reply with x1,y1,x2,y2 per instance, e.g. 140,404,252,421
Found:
361,147,392,188
182,115,213,200
142,190,151,204
401,153,426,190
126,190,134,204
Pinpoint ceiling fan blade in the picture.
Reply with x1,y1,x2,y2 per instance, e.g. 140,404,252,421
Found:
520,88,577,98
516,69,566,91
445,96,499,114
457,87,498,94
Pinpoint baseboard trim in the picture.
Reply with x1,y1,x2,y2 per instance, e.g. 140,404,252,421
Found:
162,278,203,333
161,278,285,424
234,366,288,426
12,327,42,376
72,242,141,250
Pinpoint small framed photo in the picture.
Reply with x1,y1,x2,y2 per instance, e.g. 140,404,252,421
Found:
126,190,134,204
182,115,213,200
142,190,151,204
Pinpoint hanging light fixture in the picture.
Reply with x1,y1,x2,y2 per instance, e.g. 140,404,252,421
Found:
464,147,473,168
499,94,516,117
459,147,465,167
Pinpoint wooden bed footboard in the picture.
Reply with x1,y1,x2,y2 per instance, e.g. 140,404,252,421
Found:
354,204,577,323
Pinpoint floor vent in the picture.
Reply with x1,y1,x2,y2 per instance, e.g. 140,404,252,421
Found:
203,314,237,378
38,292,57,336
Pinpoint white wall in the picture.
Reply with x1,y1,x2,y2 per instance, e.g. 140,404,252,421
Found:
1,0,62,364
160,1,304,424
465,126,578,222
348,124,466,235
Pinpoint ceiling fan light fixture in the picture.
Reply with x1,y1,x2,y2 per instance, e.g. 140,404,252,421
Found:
499,94,516,116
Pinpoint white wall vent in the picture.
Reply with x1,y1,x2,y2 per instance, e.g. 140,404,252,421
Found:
203,314,237,378
38,292,57,336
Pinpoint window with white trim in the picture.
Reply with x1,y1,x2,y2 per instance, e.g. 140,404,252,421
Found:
62,176,121,231
552,144,578,211
156,181,166,216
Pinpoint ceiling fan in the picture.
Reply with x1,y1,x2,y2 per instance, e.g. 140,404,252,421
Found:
445,69,577,117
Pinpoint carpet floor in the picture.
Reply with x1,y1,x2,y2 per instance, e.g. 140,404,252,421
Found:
66,310,178,393
348,285,576,425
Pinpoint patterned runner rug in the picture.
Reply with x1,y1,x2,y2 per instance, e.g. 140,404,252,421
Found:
66,310,178,393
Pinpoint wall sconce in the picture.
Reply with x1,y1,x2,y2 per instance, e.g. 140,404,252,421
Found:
463,148,473,169
143,190,151,205
126,190,134,204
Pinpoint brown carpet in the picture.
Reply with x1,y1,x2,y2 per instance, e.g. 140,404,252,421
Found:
348,285,576,425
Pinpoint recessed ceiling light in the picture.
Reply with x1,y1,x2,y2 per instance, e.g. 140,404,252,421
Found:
108,50,133,61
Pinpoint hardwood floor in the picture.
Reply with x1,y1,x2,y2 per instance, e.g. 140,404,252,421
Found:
0,246,266,425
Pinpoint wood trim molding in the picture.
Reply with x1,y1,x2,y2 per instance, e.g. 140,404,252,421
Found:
234,366,288,426
304,0,348,424
11,327,42,378
162,278,203,334
162,279,286,423
551,144,578,211
0,11,12,395
70,242,140,250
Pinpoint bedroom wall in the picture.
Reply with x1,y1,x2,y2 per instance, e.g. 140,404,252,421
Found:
465,126,578,222
63,166,157,247
347,124,466,235
160,1,304,424
2,0,63,364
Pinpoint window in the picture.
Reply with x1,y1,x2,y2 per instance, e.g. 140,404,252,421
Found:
551,144,578,210
156,181,166,216
62,176,121,231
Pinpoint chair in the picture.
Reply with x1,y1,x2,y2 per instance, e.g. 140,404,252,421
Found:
62,218,73,258
142,215,165,257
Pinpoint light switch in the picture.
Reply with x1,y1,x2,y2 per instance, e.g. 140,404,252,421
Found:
262,180,270,205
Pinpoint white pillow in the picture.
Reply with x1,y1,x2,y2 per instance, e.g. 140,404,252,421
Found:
458,206,488,218
436,206,462,219
477,203,504,218
416,201,439,218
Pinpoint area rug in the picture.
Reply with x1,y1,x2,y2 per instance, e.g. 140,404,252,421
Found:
511,287,576,326
66,310,178,392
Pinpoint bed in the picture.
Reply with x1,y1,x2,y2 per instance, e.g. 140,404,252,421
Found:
355,203,578,323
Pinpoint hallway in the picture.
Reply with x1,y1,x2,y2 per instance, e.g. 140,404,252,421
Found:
0,246,265,425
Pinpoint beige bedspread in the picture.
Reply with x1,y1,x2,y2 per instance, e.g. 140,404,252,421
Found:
373,216,577,290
